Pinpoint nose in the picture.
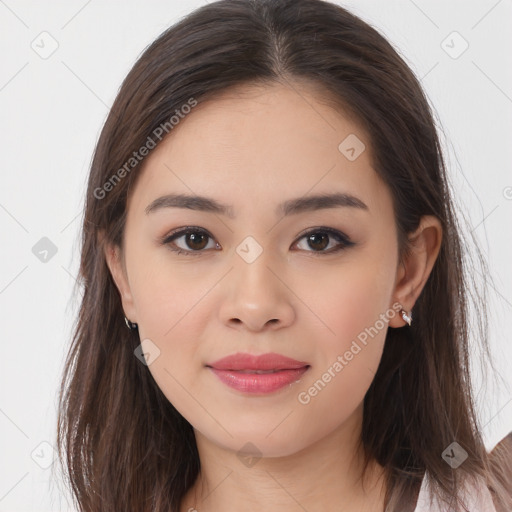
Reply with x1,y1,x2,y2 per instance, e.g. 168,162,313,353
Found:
218,249,296,332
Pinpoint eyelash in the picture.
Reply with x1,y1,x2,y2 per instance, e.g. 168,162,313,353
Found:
160,226,355,257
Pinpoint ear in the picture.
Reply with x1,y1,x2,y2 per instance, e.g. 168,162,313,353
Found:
388,215,443,328
100,231,138,323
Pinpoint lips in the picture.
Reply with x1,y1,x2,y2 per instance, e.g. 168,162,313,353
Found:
208,367,309,394
206,352,310,394
207,352,309,371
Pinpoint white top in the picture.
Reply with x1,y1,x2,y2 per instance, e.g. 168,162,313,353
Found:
413,474,497,512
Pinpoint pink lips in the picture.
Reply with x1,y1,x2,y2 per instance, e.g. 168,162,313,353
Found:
206,352,310,394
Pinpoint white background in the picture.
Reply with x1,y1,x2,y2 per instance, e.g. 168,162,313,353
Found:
0,1,511,510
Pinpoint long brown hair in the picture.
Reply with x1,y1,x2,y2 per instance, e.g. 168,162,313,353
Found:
55,0,511,510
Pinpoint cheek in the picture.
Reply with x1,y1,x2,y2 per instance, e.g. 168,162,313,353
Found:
128,240,214,340
334,270,394,348
294,251,397,410
127,253,219,414
298,251,396,355
134,287,208,424
292,289,392,452
133,276,212,378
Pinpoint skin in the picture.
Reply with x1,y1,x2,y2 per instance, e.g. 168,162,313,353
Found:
104,81,442,512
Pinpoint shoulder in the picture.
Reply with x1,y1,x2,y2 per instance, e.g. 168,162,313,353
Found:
489,431,512,480
414,433,512,512
414,472,498,512
462,474,500,512
488,432,512,512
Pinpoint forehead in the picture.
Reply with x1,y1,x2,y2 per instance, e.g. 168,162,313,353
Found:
127,82,391,221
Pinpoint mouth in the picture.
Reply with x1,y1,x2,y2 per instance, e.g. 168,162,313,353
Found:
205,352,311,394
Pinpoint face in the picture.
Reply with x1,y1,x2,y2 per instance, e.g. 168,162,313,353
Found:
107,82,404,458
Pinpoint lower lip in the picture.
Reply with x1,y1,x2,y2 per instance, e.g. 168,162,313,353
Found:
208,366,309,394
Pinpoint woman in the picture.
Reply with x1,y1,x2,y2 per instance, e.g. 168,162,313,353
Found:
55,0,512,510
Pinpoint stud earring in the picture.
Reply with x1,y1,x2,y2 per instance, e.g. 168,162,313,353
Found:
400,309,412,326
124,316,138,330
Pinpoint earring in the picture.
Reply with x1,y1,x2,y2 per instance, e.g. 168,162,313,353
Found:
124,316,138,330
400,309,412,326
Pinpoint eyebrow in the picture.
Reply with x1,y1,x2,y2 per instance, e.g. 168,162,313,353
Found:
144,192,369,218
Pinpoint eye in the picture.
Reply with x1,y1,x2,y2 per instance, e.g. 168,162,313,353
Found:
161,227,219,256
292,227,355,255
160,226,354,256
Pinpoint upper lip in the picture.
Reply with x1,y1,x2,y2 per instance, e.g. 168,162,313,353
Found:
207,352,309,371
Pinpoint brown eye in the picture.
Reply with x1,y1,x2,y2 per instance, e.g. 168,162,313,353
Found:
162,228,218,256
293,228,355,255
183,232,209,250
305,232,330,251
